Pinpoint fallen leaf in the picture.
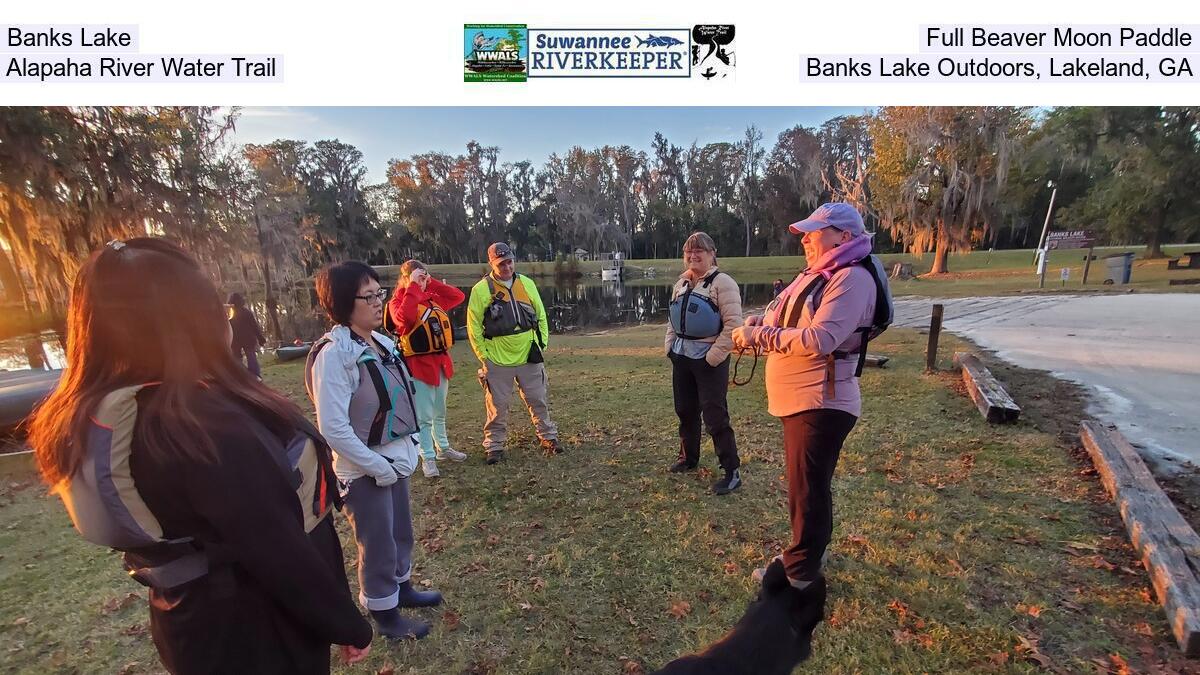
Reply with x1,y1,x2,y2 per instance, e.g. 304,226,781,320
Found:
117,663,140,675
1015,603,1042,618
101,592,141,615
988,651,1010,666
486,535,500,546
442,610,461,631
1110,652,1131,675
620,657,645,674
1138,588,1153,603
12,617,29,626
518,601,534,611
377,666,395,675
1134,622,1153,637
667,600,692,619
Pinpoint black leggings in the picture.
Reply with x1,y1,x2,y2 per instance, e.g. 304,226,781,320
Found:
670,353,740,472
781,408,858,581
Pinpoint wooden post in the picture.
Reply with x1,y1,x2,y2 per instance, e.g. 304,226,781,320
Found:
1082,245,1094,285
925,304,944,373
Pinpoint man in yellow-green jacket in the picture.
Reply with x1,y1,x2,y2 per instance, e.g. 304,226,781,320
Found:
467,242,560,465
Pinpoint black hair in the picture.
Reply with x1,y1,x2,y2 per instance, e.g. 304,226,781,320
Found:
315,261,380,326
227,292,246,308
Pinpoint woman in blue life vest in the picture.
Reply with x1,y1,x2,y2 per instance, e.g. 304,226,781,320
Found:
308,261,444,641
28,238,373,674
665,231,744,495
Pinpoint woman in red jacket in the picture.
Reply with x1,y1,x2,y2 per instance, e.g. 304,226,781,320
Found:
388,260,467,477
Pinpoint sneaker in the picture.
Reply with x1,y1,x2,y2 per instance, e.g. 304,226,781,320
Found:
436,447,468,462
540,438,562,456
713,468,742,495
751,555,784,584
668,459,697,473
421,458,440,479
486,449,505,465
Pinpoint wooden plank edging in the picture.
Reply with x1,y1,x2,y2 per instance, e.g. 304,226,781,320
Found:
951,352,1021,424
1080,421,1200,656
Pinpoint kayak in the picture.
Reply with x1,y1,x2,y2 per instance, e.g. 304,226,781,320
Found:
274,343,313,362
0,369,61,430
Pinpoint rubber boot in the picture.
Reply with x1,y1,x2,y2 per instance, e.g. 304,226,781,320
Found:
369,608,430,639
396,580,443,608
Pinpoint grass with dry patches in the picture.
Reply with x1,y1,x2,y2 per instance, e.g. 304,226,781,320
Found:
0,325,1186,674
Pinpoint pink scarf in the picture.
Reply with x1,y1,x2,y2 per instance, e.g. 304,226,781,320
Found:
765,234,873,325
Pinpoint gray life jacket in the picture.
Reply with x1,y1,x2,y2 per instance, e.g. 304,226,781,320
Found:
304,336,420,447
668,269,724,340
56,384,338,589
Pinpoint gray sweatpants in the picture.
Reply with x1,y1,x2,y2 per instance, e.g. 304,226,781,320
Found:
342,475,414,610
482,361,558,452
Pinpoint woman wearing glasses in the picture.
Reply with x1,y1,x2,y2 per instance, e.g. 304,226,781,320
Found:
664,232,744,495
306,261,444,640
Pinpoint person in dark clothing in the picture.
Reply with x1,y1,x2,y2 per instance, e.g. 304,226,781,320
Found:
772,279,785,297
29,238,373,674
228,292,266,378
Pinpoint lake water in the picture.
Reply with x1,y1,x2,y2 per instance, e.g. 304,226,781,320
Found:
0,279,780,370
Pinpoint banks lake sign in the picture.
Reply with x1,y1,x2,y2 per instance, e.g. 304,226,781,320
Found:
1046,229,1096,250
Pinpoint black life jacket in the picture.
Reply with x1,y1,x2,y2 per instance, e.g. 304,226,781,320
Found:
482,273,539,340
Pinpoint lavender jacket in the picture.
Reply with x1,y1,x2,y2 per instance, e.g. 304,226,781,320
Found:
738,235,877,418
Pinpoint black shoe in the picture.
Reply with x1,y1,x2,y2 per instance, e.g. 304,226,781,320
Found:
540,438,562,456
669,459,697,473
397,580,443,608
369,608,431,640
713,468,742,495
486,449,505,465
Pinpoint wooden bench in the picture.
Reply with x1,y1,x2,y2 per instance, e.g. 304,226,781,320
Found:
952,352,1021,423
1080,422,1200,656
1168,251,1200,284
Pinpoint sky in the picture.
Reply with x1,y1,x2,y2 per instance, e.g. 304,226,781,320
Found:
227,107,872,184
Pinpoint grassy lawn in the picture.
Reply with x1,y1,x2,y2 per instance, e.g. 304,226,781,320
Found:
393,245,1200,298
0,325,1190,673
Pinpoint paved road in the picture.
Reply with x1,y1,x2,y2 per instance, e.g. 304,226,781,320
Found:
894,294,1200,467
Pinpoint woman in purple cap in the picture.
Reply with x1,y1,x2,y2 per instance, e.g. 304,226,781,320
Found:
733,202,884,596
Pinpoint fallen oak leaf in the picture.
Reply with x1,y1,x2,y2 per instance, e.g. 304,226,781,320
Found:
667,600,692,619
442,610,461,631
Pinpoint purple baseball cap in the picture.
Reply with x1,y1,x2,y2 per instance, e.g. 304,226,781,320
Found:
788,203,866,236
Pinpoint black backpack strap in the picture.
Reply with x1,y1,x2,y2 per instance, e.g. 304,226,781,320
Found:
701,269,721,288
783,276,827,328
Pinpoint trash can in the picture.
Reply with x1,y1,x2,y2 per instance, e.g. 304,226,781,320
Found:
1103,253,1134,284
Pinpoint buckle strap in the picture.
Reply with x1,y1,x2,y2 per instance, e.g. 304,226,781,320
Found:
125,550,209,589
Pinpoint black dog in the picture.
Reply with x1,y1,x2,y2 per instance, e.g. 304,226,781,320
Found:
652,559,826,675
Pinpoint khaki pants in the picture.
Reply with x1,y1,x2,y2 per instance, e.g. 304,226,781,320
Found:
481,361,557,452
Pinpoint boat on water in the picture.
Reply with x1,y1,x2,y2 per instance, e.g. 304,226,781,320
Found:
0,369,61,430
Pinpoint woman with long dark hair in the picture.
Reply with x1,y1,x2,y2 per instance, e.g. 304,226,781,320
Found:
28,238,372,674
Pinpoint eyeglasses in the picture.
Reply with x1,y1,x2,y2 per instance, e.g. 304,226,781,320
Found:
354,289,389,305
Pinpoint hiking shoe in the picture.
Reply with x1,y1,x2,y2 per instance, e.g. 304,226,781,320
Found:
668,459,698,473
369,608,431,640
486,449,505,465
540,438,562,456
421,458,440,479
713,468,742,495
436,447,468,462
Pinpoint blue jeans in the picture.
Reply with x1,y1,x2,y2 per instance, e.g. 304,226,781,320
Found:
412,375,451,461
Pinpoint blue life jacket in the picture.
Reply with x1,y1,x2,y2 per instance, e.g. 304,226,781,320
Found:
668,270,724,340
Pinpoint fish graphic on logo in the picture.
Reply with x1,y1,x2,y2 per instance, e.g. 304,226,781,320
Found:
637,34,685,48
